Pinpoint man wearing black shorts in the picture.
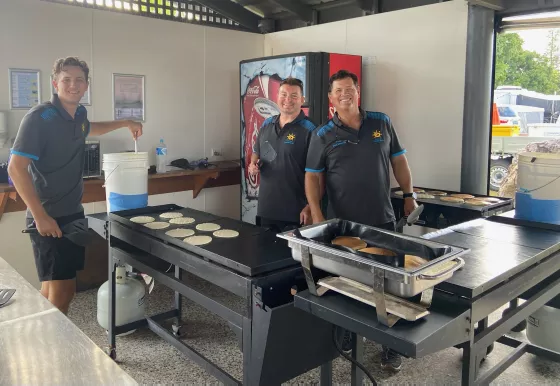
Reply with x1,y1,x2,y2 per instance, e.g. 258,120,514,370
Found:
248,77,316,232
8,57,143,314
305,70,418,371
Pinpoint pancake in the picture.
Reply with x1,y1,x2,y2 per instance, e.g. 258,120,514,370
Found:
331,236,367,250
359,247,397,256
184,235,212,246
165,228,195,238
450,194,475,199
440,196,465,204
416,193,435,199
213,229,239,238
394,190,404,196
144,222,170,230
413,188,425,193
426,190,447,196
160,212,183,219
196,223,221,232
130,216,155,224
405,255,429,269
170,217,196,225
477,197,501,203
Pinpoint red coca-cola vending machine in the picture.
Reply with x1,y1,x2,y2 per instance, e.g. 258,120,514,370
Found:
240,52,362,224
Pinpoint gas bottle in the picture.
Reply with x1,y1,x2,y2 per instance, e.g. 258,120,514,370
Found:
97,266,146,336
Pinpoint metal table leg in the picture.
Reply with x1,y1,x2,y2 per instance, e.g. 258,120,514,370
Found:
351,333,364,386
172,265,184,336
320,361,333,386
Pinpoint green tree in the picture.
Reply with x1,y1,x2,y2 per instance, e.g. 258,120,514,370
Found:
495,32,560,95
545,30,560,69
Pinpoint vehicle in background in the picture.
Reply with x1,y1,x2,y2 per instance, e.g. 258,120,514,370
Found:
497,105,520,126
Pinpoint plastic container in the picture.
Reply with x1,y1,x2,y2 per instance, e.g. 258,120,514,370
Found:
515,152,560,225
527,305,560,353
491,125,520,137
102,152,149,213
97,266,146,336
156,139,167,174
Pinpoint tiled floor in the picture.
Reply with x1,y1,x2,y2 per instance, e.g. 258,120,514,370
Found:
68,276,560,385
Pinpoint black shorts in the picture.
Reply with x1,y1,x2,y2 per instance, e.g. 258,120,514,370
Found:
26,212,86,282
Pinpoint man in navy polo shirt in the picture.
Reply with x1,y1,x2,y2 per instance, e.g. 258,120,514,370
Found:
305,70,417,371
248,77,316,232
8,57,143,314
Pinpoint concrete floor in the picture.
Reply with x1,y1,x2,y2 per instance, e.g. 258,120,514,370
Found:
68,276,560,385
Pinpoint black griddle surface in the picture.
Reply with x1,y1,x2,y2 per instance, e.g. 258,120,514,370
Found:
108,205,297,277
391,187,512,212
424,219,560,298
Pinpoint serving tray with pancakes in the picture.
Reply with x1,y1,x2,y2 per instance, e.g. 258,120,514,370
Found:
391,187,512,210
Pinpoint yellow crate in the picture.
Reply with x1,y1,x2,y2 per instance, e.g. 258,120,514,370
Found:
492,125,520,137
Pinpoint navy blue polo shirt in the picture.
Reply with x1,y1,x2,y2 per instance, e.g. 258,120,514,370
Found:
11,95,90,219
305,109,406,226
253,110,316,222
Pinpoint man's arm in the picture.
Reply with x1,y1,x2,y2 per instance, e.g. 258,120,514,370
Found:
305,172,325,223
89,120,143,138
8,155,62,237
391,154,413,193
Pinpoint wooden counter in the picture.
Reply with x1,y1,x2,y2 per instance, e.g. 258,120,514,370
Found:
0,160,241,219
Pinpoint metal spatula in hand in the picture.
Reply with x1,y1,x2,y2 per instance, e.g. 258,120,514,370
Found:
0,289,16,308
257,141,277,167
22,218,94,246
396,204,425,233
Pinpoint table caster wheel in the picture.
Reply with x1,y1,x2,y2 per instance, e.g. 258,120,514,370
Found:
172,324,186,337
106,347,117,360
502,308,527,332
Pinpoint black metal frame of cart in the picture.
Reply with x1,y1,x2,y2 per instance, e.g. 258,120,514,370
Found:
88,205,339,386
293,217,560,385
391,187,514,229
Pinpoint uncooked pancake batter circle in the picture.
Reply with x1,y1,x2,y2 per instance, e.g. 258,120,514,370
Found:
130,216,155,224
160,212,184,219
165,228,195,238
196,223,221,232
213,229,239,238
170,217,196,225
184,235,213,246
144,222,170,230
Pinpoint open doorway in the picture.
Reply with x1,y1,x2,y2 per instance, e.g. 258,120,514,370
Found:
490,13,560,197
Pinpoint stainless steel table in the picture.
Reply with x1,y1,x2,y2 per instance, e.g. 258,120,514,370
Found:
0,256,137,386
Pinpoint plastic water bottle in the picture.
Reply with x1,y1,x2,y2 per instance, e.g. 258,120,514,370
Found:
156,139,167,174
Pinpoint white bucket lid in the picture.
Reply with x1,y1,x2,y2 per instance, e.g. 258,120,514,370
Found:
103,152,149,162
518,152,560,165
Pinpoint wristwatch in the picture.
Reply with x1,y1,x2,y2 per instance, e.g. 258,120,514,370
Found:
403,192,417,199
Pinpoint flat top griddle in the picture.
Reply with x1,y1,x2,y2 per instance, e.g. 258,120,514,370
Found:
423,219,560,298
108,204,297,277
391,187,513,212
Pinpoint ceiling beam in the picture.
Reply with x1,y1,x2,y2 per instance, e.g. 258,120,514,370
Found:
268,0,315,23
194,0,261,31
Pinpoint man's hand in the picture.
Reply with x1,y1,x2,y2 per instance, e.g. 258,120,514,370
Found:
127,120,143,140
312,211,326,224
248,161,260,176
404,197,418,216
34,215,62,238
300,205,312,225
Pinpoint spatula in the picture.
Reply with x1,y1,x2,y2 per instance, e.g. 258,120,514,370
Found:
0,289,15,308
22,218,94,247
257,141,277,167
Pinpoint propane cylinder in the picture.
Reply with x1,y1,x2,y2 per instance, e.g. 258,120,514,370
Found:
97,266,146,335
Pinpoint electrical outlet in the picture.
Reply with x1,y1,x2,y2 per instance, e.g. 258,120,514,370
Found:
211,148,222,157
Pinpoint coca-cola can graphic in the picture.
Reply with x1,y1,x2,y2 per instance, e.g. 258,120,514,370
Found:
241,73,282,200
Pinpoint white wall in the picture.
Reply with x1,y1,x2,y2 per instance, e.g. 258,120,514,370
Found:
265,1,468,191
0,0,263,287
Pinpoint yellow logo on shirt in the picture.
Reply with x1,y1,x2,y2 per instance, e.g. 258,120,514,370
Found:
285,133,296,144
372,130,384,143
81,123,86,133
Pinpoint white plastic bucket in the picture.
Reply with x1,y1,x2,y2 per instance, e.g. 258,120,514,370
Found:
527,305,560,353
102,152,149,213
515,152,560,224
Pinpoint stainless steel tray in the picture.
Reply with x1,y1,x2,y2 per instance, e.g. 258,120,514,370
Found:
277,219,467,298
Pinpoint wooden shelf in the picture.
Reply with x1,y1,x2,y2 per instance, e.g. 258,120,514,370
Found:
0,160,241,218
